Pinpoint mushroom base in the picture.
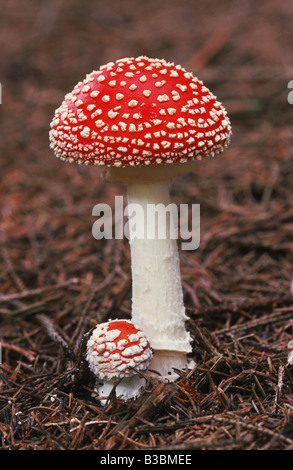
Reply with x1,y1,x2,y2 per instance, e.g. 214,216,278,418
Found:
149,350,196,381
94,374,147,405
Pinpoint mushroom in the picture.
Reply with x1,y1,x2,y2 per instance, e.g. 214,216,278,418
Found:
86,319,152,402
49,56,231,380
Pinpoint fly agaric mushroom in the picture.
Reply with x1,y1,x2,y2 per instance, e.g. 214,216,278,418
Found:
49,56,232,380
86,319,152,402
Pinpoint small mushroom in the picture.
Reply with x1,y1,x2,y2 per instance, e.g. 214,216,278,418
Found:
49,56,232,380
86,319,152,402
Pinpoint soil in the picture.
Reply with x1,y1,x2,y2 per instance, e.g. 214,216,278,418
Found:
1,0,293,451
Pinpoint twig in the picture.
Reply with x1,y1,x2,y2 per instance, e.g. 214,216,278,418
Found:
187,12,243,69
70,411,90,449
36,313,75,360
0,278,79,303
213,414,293,447
272,365,285,413
0,340,36,362
187,294,293,318
1,245,26,292
104,383,177,449
215,310,293,336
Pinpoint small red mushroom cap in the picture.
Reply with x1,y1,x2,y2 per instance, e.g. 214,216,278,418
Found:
49,56,231,168
86,319,153,380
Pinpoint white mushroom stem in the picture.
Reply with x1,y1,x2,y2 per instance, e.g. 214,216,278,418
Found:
126,179,192,379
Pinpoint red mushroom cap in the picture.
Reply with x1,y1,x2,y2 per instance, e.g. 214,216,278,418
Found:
49,56,231,168
86,319,153,380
